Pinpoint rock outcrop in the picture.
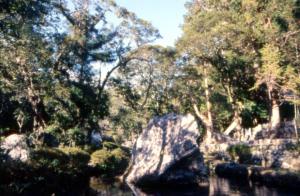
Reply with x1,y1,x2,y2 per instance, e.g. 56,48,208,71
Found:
126,114,207,187
0,134,30,162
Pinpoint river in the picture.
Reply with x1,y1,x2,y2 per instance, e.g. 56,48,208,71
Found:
87,176,298,196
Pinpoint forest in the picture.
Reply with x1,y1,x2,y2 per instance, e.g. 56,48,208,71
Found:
1,0,300,195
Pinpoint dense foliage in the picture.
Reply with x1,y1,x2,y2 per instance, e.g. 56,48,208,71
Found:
106,0,300,143
0,0,159,143
175,0,300,138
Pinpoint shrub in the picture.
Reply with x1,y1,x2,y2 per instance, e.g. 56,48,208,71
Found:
227,144,252,164
59,147,90,168
2,147,91,195
66,127,86,147
30,148,69,170
90,148,130,176
44,125,62,144
30,147,91,170
102,141,119,150
90,149,110,169
38,132,59,147
28,131,59,148
45,124,62,137
111,148,130,171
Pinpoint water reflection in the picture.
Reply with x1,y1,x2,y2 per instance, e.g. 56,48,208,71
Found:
89,177,298,196
208,177,294,196
89,177,132,196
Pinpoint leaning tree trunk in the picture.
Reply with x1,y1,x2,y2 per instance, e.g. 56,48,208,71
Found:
193,104,212,143
223,86,242,137
190,63,214,143
224,110,242,136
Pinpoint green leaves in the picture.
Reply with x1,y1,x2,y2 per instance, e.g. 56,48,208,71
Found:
0,0,160,137
174,0,300,134
254,43,283,90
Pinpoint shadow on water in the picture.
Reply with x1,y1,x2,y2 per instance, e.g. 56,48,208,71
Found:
88,177,299,196
5,176,297,195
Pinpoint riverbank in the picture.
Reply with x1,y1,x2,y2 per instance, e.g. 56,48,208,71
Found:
0,134,131,195
214,162,300,189
1,123,300,195
201,137,300,191
89,175,299,195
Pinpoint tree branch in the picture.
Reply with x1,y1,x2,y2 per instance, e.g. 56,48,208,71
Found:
53,2,76,25
192,103,210,127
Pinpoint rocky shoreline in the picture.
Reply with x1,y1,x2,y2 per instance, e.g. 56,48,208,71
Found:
1,114,299,194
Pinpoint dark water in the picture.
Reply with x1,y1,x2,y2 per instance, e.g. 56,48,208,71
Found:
88,177,299,196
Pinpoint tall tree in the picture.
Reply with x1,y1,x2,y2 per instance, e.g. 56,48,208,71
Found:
178,0,300,138
0,0,160,137
0,0,53,132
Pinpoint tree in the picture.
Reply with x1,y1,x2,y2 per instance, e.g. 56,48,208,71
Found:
49,0,160,132
110,45,178,142
0,0,160,140
0,0,53,132
178,0,300,139
253,44,283,129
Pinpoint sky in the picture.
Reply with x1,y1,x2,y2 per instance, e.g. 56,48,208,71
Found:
115,0,188,47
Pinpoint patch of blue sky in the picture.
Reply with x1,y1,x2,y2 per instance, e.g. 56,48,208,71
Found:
114,0,188,47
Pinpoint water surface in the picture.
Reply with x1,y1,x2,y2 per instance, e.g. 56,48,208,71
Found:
88,176,299,196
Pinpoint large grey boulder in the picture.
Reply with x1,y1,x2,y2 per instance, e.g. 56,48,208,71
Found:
126,114,207,187
0,134,30,162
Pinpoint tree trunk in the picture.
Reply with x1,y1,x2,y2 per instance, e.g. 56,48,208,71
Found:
267,87,280,130
224,110,242,136
16,112,25,133
20,62,46,133
191,63,214,143
204,65,213,141
270,100,280,129
223,85,242,136
28,87,46,133
192,104,212,142
293,96,298,139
